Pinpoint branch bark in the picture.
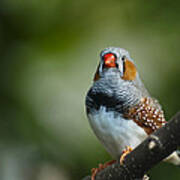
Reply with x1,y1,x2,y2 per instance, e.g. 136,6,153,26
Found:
82,112,180,180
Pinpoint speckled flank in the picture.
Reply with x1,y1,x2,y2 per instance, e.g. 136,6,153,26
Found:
126,97,166,135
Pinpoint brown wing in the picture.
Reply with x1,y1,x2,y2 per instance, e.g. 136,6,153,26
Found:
125,97,166,135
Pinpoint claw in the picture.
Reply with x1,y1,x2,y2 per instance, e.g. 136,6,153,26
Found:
120,146,133,165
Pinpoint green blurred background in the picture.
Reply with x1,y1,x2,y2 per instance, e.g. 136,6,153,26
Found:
0,0,180,179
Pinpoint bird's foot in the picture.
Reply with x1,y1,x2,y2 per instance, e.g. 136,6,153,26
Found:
91,160,116,180
120,146,133,165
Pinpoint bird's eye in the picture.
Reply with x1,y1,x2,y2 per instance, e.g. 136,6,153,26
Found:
122,56,125,61
103,53,117,68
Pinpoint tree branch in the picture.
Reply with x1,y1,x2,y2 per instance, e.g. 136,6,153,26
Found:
82,112,180,180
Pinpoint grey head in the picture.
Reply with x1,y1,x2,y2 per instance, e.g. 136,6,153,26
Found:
98,47,134,79
86,47,149,114
95,47,146,88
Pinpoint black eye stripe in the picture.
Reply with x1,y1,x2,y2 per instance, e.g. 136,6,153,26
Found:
123,60,126,74
122,56,126,74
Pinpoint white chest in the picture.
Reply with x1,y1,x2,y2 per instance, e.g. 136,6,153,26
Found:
88,106,147,158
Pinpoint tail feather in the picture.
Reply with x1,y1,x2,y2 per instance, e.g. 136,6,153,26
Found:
163,151,180,165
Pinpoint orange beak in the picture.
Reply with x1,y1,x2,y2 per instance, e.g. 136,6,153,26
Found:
104,53,116,68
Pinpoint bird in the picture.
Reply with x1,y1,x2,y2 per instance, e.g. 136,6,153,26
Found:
85,47,180,180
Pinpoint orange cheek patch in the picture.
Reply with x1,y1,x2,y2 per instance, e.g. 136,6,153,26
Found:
122,59,137,81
